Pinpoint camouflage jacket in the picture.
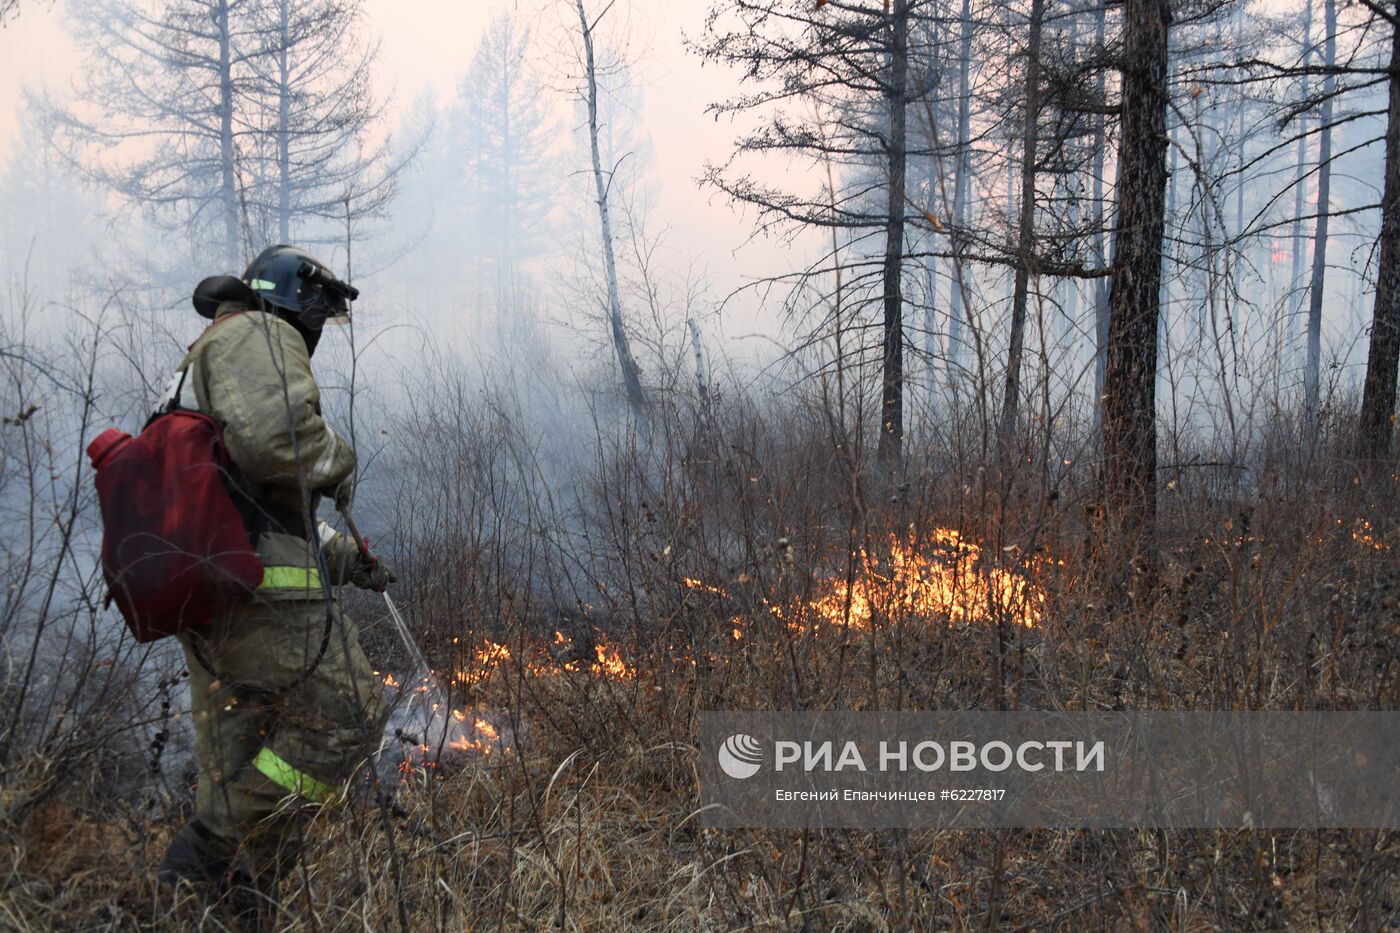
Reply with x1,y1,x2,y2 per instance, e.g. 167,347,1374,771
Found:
158,301,361,599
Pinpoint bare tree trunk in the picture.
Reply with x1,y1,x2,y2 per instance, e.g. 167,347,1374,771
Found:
217,0,239,266
688,317,708,403
1231,1,1247,298
1303,0,1335,434
501,44,513,309
1288,0,1313,370
925,252,938,400
923,83,939,402
1358,11,1400,464
277,0,291,242
576,0,645,420
998,0,1045,450
1091,0,1110,437
1160,120,1177,423
1102,0,1171,586
947,0,974,392
877,0,911,469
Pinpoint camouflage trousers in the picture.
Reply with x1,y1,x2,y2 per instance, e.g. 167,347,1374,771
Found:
174,598,388,882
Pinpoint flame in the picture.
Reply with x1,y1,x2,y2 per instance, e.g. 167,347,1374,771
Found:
447,717,503,756
592,641,632,679
393,526,1043,779
802,530,1044,630
450,631,635,688
683,577,729,597
681,528,1042,630
1351,519,1388,551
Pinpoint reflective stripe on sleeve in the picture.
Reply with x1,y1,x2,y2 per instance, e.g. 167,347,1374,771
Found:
309,424,343,482
257,566,323,590
253,747,335,802
177,360,201,411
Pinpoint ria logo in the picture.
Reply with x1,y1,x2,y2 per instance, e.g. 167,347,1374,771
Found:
718,733,764,779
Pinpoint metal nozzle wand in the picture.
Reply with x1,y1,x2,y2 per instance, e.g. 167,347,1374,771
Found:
337,505,430,680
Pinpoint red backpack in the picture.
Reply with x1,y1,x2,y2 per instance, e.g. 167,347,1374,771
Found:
87,409,264,642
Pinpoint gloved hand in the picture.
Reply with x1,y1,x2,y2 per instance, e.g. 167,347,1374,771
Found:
351,552,395,592
330,477,355,513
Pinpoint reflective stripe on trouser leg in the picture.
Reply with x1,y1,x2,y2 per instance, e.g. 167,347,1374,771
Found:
253,747,337,803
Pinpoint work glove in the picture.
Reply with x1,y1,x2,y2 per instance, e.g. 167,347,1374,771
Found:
351,551,395,592
329,477,355,513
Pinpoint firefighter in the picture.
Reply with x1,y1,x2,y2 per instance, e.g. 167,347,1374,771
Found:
154,245,393,919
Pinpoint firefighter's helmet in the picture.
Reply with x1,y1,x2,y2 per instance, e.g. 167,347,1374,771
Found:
241,244,357,330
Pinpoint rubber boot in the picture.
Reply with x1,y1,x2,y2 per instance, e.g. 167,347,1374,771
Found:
157,821,271,929
156,820,230,887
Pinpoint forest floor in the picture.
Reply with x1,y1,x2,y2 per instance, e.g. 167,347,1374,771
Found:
3,456,1400,930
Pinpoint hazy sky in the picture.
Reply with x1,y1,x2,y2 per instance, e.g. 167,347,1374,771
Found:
0,0,802,343
6,0,1368,386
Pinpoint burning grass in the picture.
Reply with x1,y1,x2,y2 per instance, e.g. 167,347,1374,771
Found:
378,525,1049,781
684,527,1049,636
787,527,1049,632
341,487,1399,928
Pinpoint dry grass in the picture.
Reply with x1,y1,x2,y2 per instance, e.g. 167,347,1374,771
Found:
3,386,1400,930
5,490,1399,930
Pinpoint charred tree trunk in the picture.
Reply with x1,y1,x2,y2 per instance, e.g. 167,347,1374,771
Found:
877,0,911,470
1303,0,1335,434
1357,10,1400,464
998,0,1045,452
1102,0,1171,586
577,0,646,420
